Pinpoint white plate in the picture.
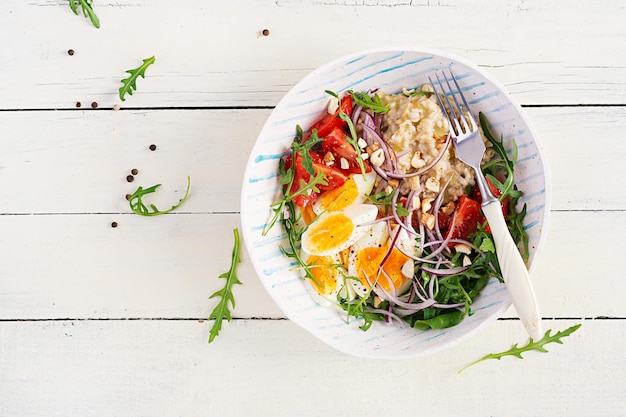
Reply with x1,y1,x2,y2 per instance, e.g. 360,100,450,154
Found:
240,47,550,359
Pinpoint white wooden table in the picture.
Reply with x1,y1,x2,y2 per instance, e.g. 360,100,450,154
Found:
1,1,624,416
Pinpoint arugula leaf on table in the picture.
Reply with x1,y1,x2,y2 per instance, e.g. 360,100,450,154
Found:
69,0,100,28
128,176,191,216
208,228,243,343
119,56,156,102
458,323,582,373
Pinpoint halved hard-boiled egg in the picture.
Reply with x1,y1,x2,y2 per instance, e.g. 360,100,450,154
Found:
300,203,378,257
300,251,355,307
348,222,416,297
312,171,377,215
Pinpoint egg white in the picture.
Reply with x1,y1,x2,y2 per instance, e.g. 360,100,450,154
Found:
312,170,377,215
300,251,355,307
347,222,417,297
300,204,378,257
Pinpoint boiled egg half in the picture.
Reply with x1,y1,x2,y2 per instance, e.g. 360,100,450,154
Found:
300,203,378,257
348,222,416,297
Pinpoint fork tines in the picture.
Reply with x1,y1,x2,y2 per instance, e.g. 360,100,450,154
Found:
428,69,477,137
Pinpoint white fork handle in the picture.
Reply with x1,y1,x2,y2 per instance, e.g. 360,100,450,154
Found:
482,201,543,340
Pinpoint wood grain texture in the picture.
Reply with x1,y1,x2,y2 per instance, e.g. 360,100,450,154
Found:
1,107,624,214
1,1,625,416
1,0,625,109
0,319,621,417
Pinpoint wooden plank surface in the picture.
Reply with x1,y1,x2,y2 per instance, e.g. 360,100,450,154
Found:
1,319,622,417
1,0,625,109
1,0,625,416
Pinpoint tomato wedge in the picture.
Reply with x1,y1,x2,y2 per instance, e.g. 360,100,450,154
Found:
282,153,318,207
321,126,371,174
445,195,483,245
282,152,348,207
470,177,509,217
309,95,353,138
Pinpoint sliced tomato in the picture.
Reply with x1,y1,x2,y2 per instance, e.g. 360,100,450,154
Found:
282,153,318,207
470,177,510,217
321,126,371,174
282,152,348,207
445,195,483,245
313,161,349,192
437,210,452,232
470,177,510,232
309,95,353,138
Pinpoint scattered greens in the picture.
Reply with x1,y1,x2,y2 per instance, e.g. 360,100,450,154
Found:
119,56,156,102
69,0,100,28
208,228,243,343
458,323,582,373
128,176,191,216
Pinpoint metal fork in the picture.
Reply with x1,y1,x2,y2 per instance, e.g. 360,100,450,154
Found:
429,69,543,339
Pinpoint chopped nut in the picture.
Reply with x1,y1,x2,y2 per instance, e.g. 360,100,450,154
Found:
361,152,369,160
323,152,335,165
442,201,455,215
462,255,472,267
454,243,472,255
421,197,434,213
327,97,339,115
357,138,367,149
370,148,385,166
387,179,399,189
340,157,349,170
366,142,381,154
410,152,426,169
407,175,421,191
425,177,440,193
411,194,421,211
421,83,434,93
421,212,435,230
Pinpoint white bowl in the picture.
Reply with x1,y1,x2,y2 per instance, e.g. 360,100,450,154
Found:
241,47,550,359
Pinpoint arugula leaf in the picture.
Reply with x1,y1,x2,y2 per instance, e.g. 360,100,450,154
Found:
69,0,100,28
262,139,328,236
119,56,156,102
348,90,390,114
412,310,464,330
458,323,582,373
128,176,191,216
479,112,530,261
208,228,242,343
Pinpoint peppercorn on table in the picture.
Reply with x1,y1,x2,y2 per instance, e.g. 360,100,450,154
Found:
1,1,624,416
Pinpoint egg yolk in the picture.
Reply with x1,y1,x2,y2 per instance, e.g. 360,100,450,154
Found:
304,213,354,254
316,177,360,212
355,246,411,293
307,255,339,295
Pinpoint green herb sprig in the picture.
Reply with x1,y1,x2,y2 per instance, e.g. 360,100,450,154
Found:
69,0,100,28
128,176,191,216
348,90,390,113
479,112,529,260
458,323,582,373
119,56,156,102
324,90,368,178
262,131,327,236
208,228,242,343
